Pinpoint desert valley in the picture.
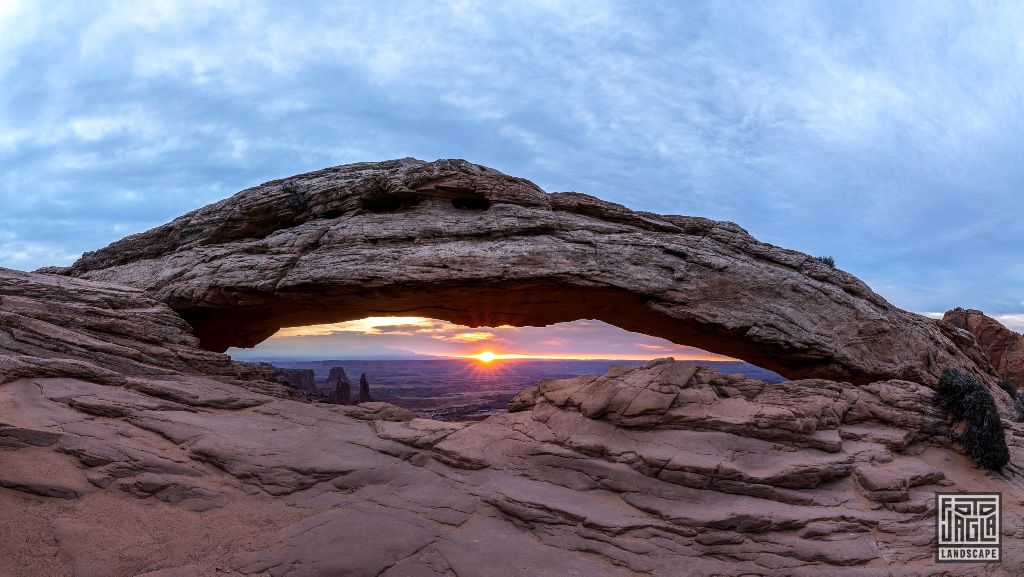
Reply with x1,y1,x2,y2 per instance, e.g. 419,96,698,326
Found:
250,358,783,421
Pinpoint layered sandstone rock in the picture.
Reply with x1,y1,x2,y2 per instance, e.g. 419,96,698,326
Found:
325,366,352,404
358,372,373,403
4,314,1023,576
49,158,993,386
944,307,1024,389
0,267,286,400
273,368,318,392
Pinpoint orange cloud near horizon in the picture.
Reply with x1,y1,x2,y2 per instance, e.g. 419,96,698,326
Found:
247,316,735,362
442,331,496,342
462,351,725,362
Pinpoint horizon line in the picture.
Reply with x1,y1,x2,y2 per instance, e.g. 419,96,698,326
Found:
229,354,740,362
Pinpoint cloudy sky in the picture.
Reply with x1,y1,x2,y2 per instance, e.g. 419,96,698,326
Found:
2,0,1023,358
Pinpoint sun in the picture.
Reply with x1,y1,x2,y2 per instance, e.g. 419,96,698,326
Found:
473,351,499,363
463,351,560,362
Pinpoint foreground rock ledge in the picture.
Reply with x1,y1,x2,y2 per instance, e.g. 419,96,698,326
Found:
3,268,1023,575
50,158,992,385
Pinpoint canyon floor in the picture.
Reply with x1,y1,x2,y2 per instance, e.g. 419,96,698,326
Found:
253,358,783,421
4,158,1024,576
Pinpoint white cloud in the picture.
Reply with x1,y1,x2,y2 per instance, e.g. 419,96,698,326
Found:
0,238,79,268
0,0,34,64
996,315,1024,333
275,317,438,337
70,113,153,141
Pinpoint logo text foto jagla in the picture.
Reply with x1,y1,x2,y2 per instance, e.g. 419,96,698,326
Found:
936,493,1001,563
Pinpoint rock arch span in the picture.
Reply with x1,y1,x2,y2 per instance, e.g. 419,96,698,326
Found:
51,158,990,385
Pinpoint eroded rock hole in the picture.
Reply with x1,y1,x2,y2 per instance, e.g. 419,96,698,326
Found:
452,197,491,211
360,191,420,213
227,317,784,421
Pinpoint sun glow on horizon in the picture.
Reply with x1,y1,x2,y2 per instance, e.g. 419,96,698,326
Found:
461,351,728,363
466,351,551,363
251,316,737,363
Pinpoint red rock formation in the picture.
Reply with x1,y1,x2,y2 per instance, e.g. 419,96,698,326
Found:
326,366,352,404
358,372,373,403
0,267,282,397
274,368,318,392
48,158,993,386
944,308,1024,388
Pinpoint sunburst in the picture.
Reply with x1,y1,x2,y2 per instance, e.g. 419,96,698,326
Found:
470,351,499,363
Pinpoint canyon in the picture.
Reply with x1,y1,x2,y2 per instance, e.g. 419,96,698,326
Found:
258,358,783,421
3,158,1023,576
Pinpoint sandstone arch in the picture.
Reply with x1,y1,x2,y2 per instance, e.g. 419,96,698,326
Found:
52,158,991,385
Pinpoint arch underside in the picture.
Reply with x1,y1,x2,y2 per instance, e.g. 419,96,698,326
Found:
182,279,884,386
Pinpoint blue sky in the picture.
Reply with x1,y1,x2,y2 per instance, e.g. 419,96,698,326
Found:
2,0,1023,334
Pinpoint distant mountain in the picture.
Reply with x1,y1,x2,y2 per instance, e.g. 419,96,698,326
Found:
229,347,446,361
241,354,448,362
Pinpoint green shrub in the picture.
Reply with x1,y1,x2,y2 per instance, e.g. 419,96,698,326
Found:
998,380,1018,399
282,182,307,213
933,369,1009,470
813,256,836,268
994,380,1024,421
